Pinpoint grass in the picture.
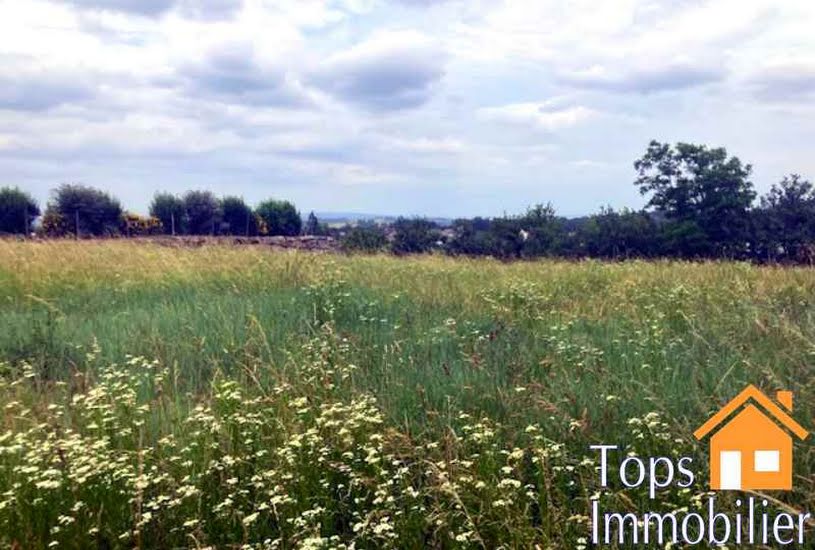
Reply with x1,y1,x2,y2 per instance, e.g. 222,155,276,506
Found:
0,240,813,548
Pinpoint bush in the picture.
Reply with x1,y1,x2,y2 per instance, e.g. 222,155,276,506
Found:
0,187,40,235
149,193,186,235
183,191,222,235
341,223,387,252
255,199,302,236
44,184,123,237
121,213,163,236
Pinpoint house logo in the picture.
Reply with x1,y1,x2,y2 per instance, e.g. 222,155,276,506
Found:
694,385,809,491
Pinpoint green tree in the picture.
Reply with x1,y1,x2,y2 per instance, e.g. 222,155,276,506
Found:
149,192,186,235
256,199,301,236
576,207,656,258
447,217,493,256
221,196,257,236
45,184,123,237
391,217,440,254
304,211,328,236
634,141,756,258
754,174,815,262
0,187,40,235
518,203,564,257
340,223,387,252
183,191,222,235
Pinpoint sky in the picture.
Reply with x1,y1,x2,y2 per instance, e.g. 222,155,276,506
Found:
1,0,815,218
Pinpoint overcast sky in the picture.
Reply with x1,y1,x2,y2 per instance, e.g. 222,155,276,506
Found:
1,0,814,217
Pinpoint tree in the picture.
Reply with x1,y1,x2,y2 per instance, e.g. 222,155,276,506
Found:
45,184,123,237
255,199,301,236
304,211,328,236
754,174,815,262
634,141,756,258
340,223,387,252
183,190,222,235
221,196,257,236
518,203,563,257
391,217,440,254
447,217,493,256
0,187,40,235
576,207,656,258
149,193,186,235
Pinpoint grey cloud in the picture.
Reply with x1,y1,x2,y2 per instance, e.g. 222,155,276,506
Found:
57,0,241,18
174,43,312,107
174,0,242,20
561,63,723,94
58,0,175,16
0,74,94,111
748,65,815,102
310,33,444,111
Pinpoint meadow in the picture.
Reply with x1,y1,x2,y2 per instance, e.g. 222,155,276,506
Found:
0,240,813,549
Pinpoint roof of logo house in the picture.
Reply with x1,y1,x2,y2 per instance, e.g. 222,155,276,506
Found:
694,385,808,441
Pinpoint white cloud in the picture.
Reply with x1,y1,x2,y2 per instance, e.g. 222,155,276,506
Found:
478,101,597,131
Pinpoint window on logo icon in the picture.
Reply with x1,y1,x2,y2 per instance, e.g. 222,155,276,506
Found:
754,450,780,472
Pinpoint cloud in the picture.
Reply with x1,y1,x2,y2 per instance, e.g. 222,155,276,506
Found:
58,0,175,16
0,73,94,111
384,136,465,154
173,41,314,107
747,63,815,102
58,0,243,19
310,30,445,111
559,62,724,93
478,101,597,131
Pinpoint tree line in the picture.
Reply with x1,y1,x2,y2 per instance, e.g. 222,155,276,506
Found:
1,140,814,263
0,185,316,238
344,141,815,264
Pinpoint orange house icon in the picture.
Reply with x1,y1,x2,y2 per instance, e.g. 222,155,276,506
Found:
694,385,809,491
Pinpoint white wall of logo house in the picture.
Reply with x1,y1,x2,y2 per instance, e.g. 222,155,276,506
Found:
587,387,811,546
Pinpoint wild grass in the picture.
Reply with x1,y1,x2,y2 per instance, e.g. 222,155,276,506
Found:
0,240,813,548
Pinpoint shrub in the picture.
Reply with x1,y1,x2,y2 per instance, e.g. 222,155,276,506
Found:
0,187,40,235
121,213,163,236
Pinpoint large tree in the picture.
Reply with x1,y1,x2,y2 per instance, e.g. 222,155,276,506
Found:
45,184,123,237
0,187,40,234
149,192,185,235
255,199,301,236
634,141,756,258
754,174,815,262
183,190,222,235
221,196,257,236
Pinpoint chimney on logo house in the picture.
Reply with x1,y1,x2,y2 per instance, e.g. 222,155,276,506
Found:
777,390,793,411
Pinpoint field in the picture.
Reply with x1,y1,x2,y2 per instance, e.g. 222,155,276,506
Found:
1,240,813,549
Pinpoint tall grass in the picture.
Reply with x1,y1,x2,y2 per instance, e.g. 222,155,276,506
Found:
0,240,813,548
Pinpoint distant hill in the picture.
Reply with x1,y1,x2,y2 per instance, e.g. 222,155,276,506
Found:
312,212,453,227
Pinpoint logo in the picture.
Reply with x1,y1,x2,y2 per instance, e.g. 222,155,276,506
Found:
693,385,809,491
589,385,812,546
